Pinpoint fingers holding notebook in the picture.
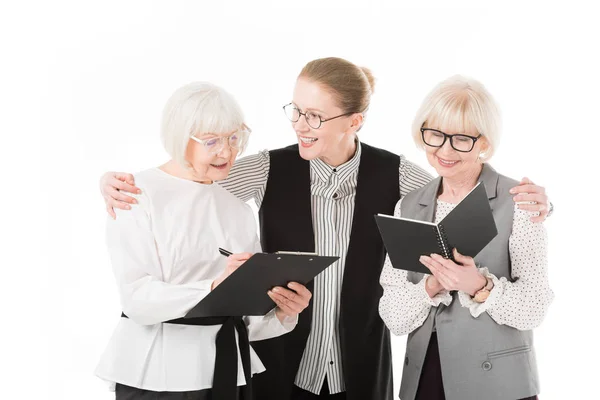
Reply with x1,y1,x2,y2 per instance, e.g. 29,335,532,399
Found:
420,252,487,296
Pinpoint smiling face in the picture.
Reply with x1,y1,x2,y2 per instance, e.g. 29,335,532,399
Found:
412,76,501,181
186,129,241,182
290,77,361,165
160,82,249,183
423,117,489,181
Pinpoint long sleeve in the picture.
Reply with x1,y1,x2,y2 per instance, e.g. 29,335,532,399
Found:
378,199,453,336
399,155,434,197
243,232,298,341
458,206,554,330
245,309,298,342
218,150,270,208
106,192,212,326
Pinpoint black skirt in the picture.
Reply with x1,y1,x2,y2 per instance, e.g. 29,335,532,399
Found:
415,332,538,400
115,383,245,400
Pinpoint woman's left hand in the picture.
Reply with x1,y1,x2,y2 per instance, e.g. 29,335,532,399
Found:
510,177,550,223
268,282,312,322
419,249,487,296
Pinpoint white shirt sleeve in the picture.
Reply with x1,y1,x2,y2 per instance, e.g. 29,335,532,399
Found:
245,309,298,342
243,231,298,341
106,191,213,326
378,199,453,336
457,206,554,330
218,150,270,208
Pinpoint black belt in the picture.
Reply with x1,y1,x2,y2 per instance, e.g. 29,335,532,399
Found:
121,313,252,400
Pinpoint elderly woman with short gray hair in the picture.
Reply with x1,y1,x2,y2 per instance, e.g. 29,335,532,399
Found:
379,76,553,400
94,82,311,400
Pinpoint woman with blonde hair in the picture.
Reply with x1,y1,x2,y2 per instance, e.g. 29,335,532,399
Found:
99,61,550,400
379,75,553,400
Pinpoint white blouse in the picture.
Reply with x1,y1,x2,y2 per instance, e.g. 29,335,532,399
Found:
95,168,296,392
379,198,554,337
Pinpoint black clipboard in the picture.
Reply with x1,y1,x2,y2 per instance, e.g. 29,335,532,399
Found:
185,252,339,318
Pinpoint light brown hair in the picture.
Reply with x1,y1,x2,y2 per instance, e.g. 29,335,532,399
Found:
299,57,375,115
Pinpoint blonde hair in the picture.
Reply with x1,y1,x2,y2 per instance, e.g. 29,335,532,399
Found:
160,82,245,168
299,57,375,117
412,75,501,161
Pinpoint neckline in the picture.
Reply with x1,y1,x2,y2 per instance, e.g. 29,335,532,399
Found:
153,167,215,186
437,198,458,205
311,141,362,183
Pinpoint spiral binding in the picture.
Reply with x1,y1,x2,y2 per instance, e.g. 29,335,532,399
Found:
435,224,453,260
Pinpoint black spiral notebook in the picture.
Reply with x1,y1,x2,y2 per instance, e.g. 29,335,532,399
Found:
184,252,339,318
374,182,498,274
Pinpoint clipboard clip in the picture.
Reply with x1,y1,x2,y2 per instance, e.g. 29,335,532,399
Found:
275,251,318,256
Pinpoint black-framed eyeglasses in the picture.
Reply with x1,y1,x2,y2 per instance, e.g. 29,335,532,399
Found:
420,125,482,153
283,103,356,129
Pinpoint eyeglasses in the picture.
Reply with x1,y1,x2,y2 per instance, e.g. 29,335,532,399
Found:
420,126,482,153
283,103,356,129
190,125,251,154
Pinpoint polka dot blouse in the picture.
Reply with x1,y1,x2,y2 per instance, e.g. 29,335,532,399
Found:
378,198,554,336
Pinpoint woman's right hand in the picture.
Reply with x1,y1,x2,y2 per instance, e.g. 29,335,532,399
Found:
211,253,253,290
99,171,141,219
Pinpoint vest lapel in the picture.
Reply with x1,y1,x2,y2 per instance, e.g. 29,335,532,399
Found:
415,176,442,223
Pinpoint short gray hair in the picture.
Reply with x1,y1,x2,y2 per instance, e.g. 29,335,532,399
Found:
412,75,501,161
161,82,245,168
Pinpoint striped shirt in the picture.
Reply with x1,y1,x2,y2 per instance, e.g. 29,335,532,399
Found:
219,142,433,395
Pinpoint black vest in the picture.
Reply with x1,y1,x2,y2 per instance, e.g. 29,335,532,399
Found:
252,143,400,400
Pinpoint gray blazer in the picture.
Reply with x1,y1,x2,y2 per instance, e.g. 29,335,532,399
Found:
399,164,539,400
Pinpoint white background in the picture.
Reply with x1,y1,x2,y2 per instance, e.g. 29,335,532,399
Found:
1,1,598,398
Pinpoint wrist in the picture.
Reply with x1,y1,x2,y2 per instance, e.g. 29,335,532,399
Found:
470,274,488,297
211,277,222,290
275,308,292,323
471,276,494,302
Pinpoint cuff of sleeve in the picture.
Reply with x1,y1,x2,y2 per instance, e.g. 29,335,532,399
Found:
193,279,214,292
419,276,452,307
278,311,298,332
458,267,504,317
265,308,298,332
547,201,554,217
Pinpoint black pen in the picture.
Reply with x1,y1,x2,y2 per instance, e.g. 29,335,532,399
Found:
218,247,233,257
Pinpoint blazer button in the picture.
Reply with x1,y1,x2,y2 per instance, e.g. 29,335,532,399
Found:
405,356,409,366
482,361,492,371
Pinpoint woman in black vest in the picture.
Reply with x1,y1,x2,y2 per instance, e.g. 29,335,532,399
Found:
98,58,551,400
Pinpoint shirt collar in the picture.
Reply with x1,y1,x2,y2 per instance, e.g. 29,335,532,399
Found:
310,140,362,183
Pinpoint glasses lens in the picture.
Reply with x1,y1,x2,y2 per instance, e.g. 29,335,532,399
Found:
229,130,248,150
305,111,322,129
205,138,225,154
423,129,445,147
204,138,220,149
284,104,300,122
451,135,475,152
